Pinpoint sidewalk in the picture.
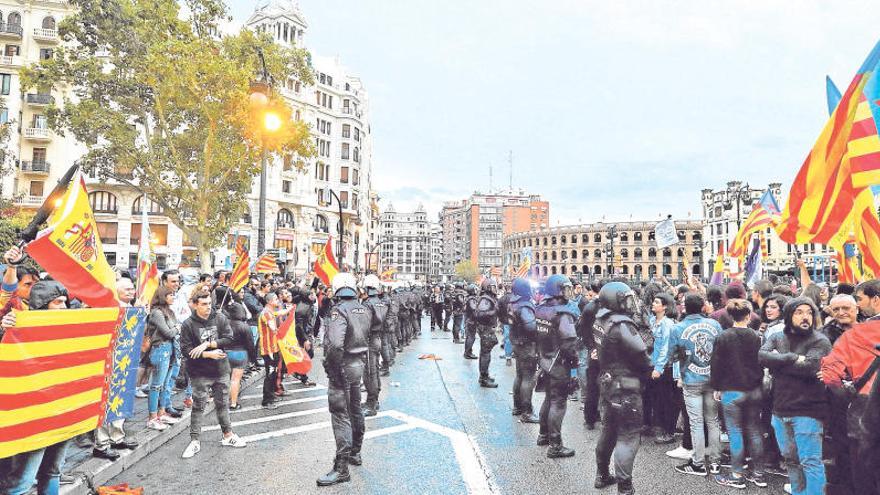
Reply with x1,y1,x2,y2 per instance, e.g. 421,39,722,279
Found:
58,369,265,495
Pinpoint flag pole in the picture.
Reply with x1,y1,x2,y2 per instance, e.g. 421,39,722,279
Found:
12,164,80,263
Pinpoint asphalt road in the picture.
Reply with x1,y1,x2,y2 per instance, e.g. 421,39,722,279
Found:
111,316,789,494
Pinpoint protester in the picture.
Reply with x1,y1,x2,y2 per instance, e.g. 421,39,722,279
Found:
146,286,181,431
258,292,293,410
647,292,677,444
224,299,258,410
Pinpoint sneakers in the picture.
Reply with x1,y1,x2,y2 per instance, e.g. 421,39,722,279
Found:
674,460,708,476
744,472,768,488
181,440,201,458
720,432,730,443
714,473,746,489
709,462,721,475
262,402,279,410
764,463,788,477
134,389,148,398
654,433,676,444
147,418,169,431
220,433,247,448
783,483,792,494
159,414,180,425
665,446,693,460
183,397,193,408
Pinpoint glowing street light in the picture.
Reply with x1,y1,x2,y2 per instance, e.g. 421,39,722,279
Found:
263,111,282,132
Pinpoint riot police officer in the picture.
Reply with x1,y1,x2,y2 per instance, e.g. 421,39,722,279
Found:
509,278,539,423
592,282,652,495
451,282,467,343
535,275,579,458
379,283,395,375
397,285,412,347
317,273,371,487
430,285,444,331
473,279,500,388
442,283,455,331
463,284,480,359
361,275,387,417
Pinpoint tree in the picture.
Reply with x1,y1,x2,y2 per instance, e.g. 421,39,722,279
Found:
454,260,480,283
21,0,315,270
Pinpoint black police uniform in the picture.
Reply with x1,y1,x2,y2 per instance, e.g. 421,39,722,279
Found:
362,291,388,415
593,308,652,493
535,298,578,456
473,292,500,384
463,290,479,358
318,295,370,485
510,296,538,420
451,288,467,343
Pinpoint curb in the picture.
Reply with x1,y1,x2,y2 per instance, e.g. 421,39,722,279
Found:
60,369,266,495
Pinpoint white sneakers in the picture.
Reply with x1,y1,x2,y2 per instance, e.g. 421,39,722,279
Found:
159,414,180,425
665,446,694,460
783,484,792,494
181,440,201,459
220,433,247,448
147,418,169,431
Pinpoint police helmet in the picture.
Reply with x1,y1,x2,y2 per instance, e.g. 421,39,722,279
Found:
362,274,382,295
480,278,498,295
466,283,479,296
331,272,358,298
597,281,638,315
543,274,573,299
510,278,533,302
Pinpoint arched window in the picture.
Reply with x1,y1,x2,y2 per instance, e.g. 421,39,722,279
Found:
542,237,547,246
692,265,701,275
132,195,164,215
8,12,21,27
541,266,547,277
693,231,702,241
663,264,673,275
620,232,628,242
594,265,602,275
677,248,685,257
560,235,566,245
551,236,557,245
542,252,548,262
634,232,643,242
551,251,557,261
314,214,329,233
571,249,577,259
648,231,656,241
594,249,601,259
582,234,589,243
528,239,533,247
621,265,629,274
240,207,251,224
635,265,643,278
551,266,557,275
89,191,117,213
634,248,643,260
648,265,657,277
561,266,567,275
561,250,567,260
277,208,294,228
41,16,55,29
594,233,601,243
678,231,686,241
582,249,589,260
570,235,577,244
582,265,589,274
663,248,672,258
620,248,629,259
648,248,657,259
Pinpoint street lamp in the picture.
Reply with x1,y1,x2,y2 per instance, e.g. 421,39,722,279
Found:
249,47,282,256
723,180,751,230
320,188,345,265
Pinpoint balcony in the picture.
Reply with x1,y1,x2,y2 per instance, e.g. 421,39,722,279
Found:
26,93,54,106
0,23,23,38
33,28,58,43
340,107,362,118
20,160,50,174
24,127,51,141
0,55,22,67
14,195,42,207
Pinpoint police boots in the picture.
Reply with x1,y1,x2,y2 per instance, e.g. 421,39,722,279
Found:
546,443,575,458
362,401,378,417
594,470,617,489
479,375,498,388
617,480,635,495
316,457,351,486
463,352,478,360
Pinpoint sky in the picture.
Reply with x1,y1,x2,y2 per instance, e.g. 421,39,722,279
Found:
225,0,880,226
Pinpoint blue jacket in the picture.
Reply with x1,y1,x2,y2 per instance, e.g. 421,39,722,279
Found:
650,315,674,374
670,314,722,385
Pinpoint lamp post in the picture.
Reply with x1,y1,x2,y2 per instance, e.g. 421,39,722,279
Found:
723,180,751,230
321,188,345,266
249,47,282,256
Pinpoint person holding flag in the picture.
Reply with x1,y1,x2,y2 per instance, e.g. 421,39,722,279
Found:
257,292,293,410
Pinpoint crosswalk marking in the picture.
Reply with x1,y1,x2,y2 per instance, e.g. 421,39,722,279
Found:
363,423,418,439
238,411,394,443
203,406,328,431
237,384,326,400
231,395,326,414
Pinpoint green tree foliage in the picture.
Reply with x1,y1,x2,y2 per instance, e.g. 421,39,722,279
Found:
21,0,315,270
454,260,480,283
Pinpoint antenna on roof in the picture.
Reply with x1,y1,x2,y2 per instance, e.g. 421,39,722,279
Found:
508,150,513,191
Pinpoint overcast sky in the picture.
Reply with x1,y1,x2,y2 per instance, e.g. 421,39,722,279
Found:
225,0,880,225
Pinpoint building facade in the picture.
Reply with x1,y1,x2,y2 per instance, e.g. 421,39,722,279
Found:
2,0,376,275
700,181,834,276
440,190,549,275
503,220,704,281
378,204,440,283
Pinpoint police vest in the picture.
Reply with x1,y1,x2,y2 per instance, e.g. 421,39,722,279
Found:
509,299,536,343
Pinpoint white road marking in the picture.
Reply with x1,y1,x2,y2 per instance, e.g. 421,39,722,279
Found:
238,384,326,400
363,423,418,439
238,411,394,443
203,406,328,431
232,395,326,414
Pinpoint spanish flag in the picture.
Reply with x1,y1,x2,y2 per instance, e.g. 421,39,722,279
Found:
276,314,311,375
25,173,119,308
313,238,338,286
0,307,122,458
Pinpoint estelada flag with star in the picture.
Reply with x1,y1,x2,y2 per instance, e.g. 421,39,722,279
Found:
276,314,311,375
313,237,338,285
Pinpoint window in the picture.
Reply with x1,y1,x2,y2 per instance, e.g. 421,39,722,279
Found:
39,48,52,60
342,124,351,138
277,208,294,228
89,191,117,213
340,166,349,183
41,17,55,30
274,238,294,251
32,115,47,129
352,193,358,210
354,128,360,141
32,148,46,163
132,195,163,215
29,180,44,197
353,147,359,163
594,233,601,242
341,143,350,159
130,223,167,247
283,154,292,171
314,214,329,233
240,208,251,224
352,169,359,186
0,74,10,95
5,45,18,56
282,180,291,193
7,12,20,27
0,108,7,123
340,191,349,208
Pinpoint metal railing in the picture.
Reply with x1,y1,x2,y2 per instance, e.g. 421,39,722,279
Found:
20,160,50,173
0,23,23,36
26,93,54,105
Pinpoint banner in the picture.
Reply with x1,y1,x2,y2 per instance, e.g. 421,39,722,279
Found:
654,218,679,249
105,307,148,422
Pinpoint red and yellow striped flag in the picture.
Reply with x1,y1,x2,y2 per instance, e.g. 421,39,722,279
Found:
0,307,123,458
254,252,279,274
228,238,250,293
728,204,778,259
313,238,339,286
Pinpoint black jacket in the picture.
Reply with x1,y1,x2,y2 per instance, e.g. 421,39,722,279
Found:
709,327,763,392
224,302,258,363
180,309,234,379
148,307,179,346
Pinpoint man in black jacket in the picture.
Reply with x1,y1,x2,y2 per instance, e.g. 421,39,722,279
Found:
179,292,246,458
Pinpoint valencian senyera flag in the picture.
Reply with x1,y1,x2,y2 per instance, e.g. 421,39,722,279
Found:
228,237,250,293
0,307,123,458
728,200,778,259
276,314,311,375
24,172,119,308
254,252,279,274
313,237,339,286
135,201,158,307
515,247,532,278
778,39,880,257
105,307,147,423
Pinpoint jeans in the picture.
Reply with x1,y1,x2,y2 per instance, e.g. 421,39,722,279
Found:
720,389,764,475
148,341,173,414
262,352,280,406
772,415,826,495
165,338,185,403
190,372,232,440
683,383,721,466
0,440,70,495
501,324,512,358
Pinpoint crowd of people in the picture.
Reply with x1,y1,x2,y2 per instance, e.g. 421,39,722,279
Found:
4,234,880,494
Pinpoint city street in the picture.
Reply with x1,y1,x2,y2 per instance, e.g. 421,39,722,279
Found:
109,317,788,495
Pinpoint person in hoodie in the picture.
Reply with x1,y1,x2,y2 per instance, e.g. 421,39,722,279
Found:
670,292,723,477
821,285,880,494
759,297,831,495
224,298,258,411
179,292,246,459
